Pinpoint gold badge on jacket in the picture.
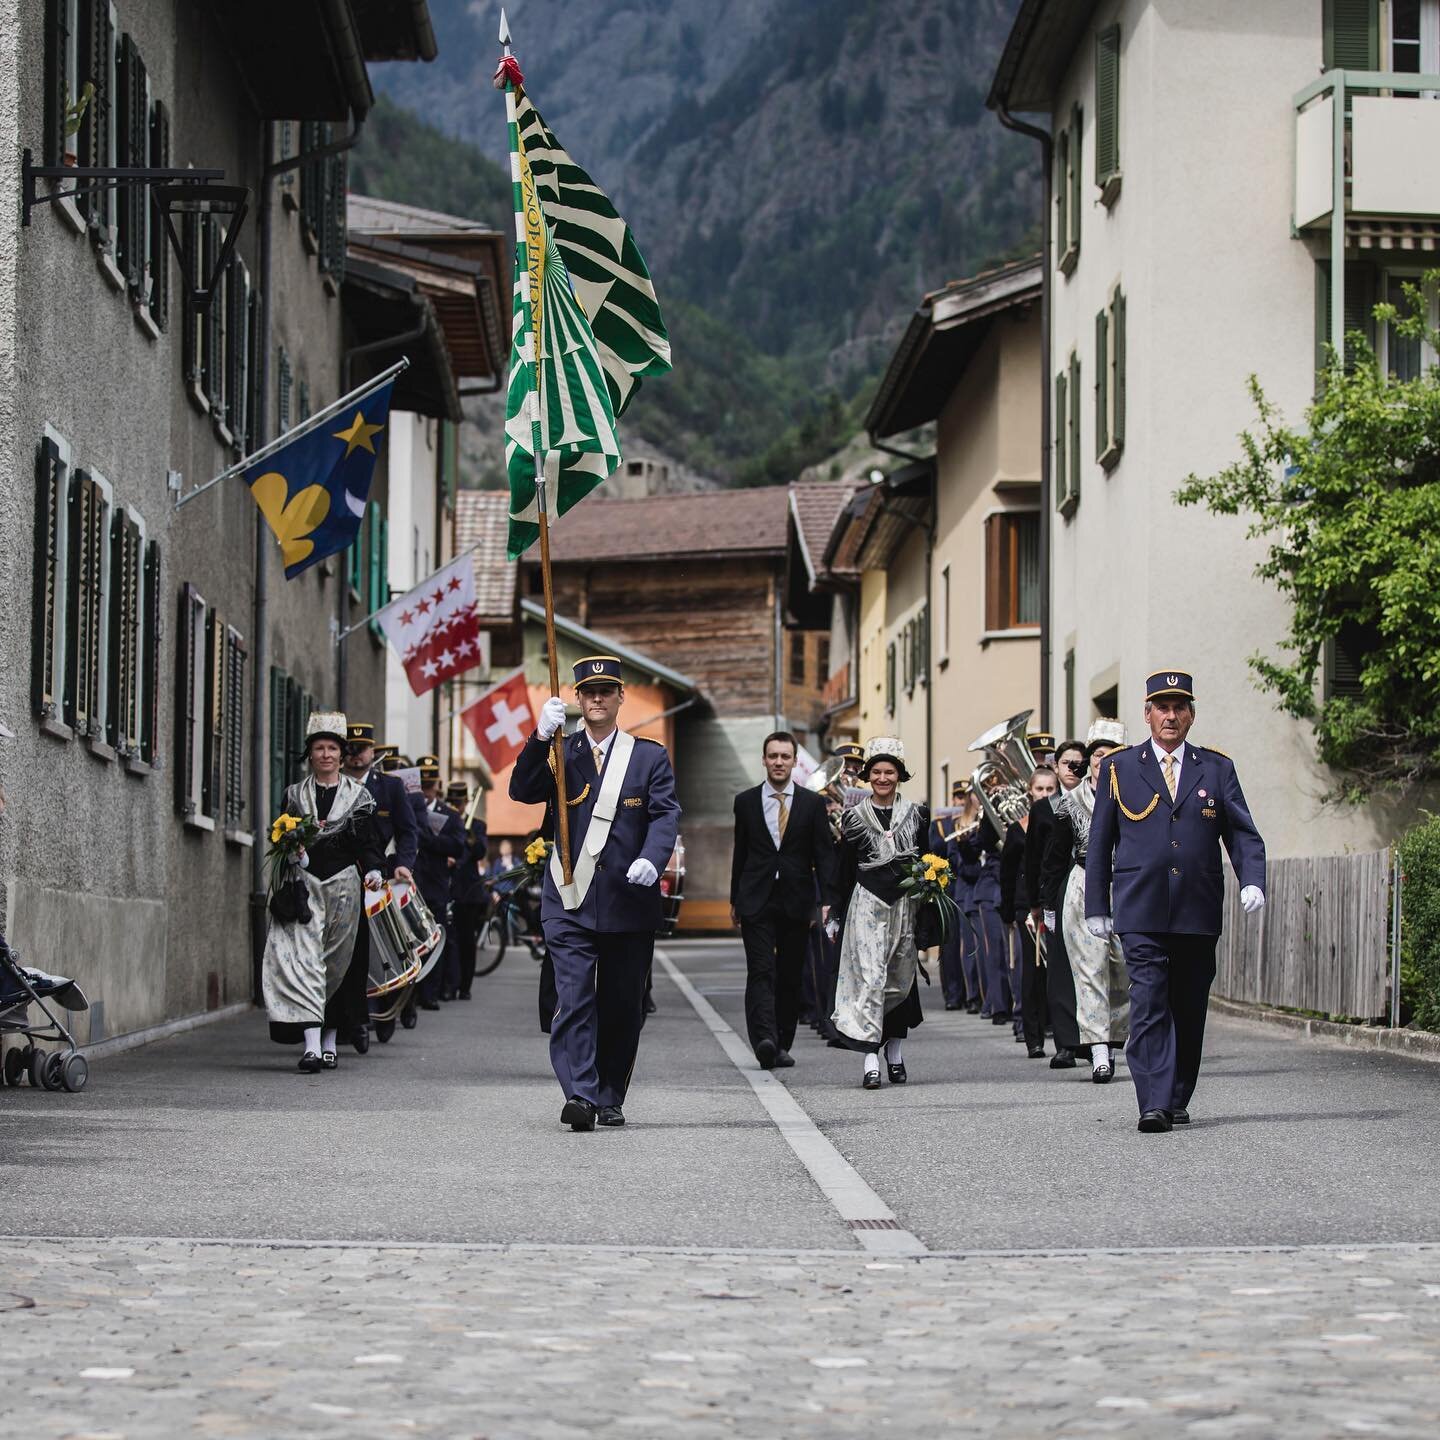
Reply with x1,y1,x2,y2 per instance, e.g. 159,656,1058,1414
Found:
622,796,644,808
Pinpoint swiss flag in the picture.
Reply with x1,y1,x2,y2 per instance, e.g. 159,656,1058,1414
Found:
375,554,485,696
460,668,535,774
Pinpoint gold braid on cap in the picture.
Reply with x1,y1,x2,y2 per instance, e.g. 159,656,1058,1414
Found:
1109,762,1160,822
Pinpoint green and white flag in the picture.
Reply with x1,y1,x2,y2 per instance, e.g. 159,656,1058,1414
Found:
502,83,672,560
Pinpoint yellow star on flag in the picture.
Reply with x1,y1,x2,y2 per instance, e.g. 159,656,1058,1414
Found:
334,409,385,458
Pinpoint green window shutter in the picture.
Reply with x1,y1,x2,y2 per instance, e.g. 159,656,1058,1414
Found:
1315,260,1333,383
32,437,65,720
43,0,68,167
1323,0,1378,70
1069,103,1083,255
1054,371,1068,505
141,539,160,764
1069,352,1081,503
366,501,382,613
370,516,389,640
1064,649,1076,741
1113,290,1126,448
1054,128,1069,264
1095,26,1121,186
268,667,285,818
149,98,171,331
1095,308,1109,458
1342,261,1376,370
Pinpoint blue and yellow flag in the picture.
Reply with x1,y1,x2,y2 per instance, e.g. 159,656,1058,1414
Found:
243,380,395,580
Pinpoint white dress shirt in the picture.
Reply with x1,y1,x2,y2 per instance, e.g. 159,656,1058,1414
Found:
1151,738,1183,796
763,779,796,849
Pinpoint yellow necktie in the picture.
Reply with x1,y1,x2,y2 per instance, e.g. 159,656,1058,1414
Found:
1162,753,1177,799
593,744,604,774
777,794,790,841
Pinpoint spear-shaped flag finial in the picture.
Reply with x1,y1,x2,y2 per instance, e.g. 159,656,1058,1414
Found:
499,7,511,47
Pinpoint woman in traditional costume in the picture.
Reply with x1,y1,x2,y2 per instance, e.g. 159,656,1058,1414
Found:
1040,720,1130,1083
831,737,930,1089
262,711,384,1073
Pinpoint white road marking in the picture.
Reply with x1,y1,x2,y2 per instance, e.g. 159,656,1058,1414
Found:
655,947,927,1257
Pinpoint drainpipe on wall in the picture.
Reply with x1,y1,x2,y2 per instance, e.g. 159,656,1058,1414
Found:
994,102,1053,730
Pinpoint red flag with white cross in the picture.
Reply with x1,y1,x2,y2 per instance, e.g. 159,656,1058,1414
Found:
460,668,535,774
375,554,486,696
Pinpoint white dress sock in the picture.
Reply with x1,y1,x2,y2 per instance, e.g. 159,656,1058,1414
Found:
863,1052,881,1077
1092,1041,1111,1070
321,1028,337,1055
303,1026,321,1055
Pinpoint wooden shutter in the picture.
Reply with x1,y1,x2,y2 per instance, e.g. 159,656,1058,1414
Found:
205,218,223,415
367,502,382,614
65,471,105,735
107,509,140,750
885,642,895,714
182,213,200,385
43,0,68,166
1054,371,1068,505
984,514,1001,631
269,667,288,819
1095,26,1121,186
1343,262,1376,370
228,262,248,447
370,514,389,639
1095,308,1109,458
77,0,105,227
141,539,160,763
1113,290,1126,448
1068,352,1081,503
149,98,170,330
175,583,199,814
1323,0,1378,70
203,610,222,818
245,289,261,451
1063,650,1076,741
32,438,66,719
115,35,144,293
223,627,246,827
1069,104,1083,255
1054,129,1069,265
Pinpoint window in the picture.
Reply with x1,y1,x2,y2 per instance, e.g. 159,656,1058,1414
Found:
277,347,293,432
32,435,69,727
176,587,244,828
183,211,205,403
916,604,929,687
42,0,78,169
147,98,170,329
228,257,252,450
1325,619,1381,700
885,641,896,716
221,625,247,829
938,564,951,664
366,501,388,640
65,467,107,739
77,2,117,241
1389,0,1440,81
790,636,807,685
107,506,142,753
1056,352,1081,511
441,420,459,511
1064,649,1076,742
1314,260,1378,379
269,668,313,819
1095,26,1121,204
985,512,1042,631
1095,285,1126,469
1068,350,1081,501
298,122,348,283
1379,271,1439,380
1056,103,1082,274
817,635,830,681
115,32,149,301
1324,0,1379,71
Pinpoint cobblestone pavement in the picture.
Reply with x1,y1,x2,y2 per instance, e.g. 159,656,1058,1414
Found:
3,939,1439,1436
4,1238,1439,1439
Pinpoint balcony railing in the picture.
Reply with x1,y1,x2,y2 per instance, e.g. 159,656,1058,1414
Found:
1294,69,1440,356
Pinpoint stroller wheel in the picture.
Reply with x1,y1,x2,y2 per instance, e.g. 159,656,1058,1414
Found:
374,1018,396,1043
400,1007,418,1030
41,1052,65,1091
60,1053,89,1093
28,1047,47,1088
2,1047,24,1087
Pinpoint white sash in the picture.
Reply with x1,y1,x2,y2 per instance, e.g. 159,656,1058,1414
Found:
550,729,637,911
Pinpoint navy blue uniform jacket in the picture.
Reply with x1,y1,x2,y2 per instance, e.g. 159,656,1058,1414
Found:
364,770,419,878
509,729,681,933
415,801,466,908
1085,742,1266,935
956,819,1002,910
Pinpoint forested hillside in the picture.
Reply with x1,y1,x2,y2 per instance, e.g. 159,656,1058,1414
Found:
358,0,1038,483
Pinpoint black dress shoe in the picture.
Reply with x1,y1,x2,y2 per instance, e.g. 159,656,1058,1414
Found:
862,1068,882,1090
887,1063,907,1084
944,1001,962,1011
419,999,440,1011
321,1051,338,1070
1171,1108,1191,1125
755,1038,777,1070
1137,1109,1172,1133
643,996,657,1015
297,1051,322,1074
1049,1048,1077,1069
560,1097,597,1131
1027,1045,1047,1059
597,1105,625,1127
774,1050,795,1068
457,991,472,1000
990,1012,1012,1025
1092,1063,1113,1084
439,990,455,1002
965,1000,981,1014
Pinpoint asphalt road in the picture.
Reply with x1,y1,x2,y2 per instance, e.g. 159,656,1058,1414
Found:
1,937,1436,1251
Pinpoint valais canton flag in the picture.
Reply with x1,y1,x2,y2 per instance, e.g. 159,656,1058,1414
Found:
376,554,485,696
460,668,533,775
243,380,394,580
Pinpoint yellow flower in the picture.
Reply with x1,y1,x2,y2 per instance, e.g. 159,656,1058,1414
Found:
923,868,937,883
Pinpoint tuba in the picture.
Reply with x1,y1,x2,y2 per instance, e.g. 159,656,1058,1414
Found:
967,708,1038,837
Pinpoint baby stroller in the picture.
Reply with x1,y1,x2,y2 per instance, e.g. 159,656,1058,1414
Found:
0,932,90,1092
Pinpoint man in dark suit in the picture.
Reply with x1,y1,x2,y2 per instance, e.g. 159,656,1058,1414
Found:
340,726,419,1050
414,762,466,1008
446,779,488,1000
1086,670,1267,1133
730,731,837,1070
510,655,681,1131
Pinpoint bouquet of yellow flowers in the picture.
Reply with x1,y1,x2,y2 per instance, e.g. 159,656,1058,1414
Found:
493,835,553,890
900,850,959,943
265,811,322,922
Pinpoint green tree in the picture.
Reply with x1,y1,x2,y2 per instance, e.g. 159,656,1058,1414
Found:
1175,273,1440,801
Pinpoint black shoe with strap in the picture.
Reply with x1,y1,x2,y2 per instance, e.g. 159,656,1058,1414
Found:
862,1068,882,1090
887,1062,907,1085
297,1051,322,1074
321,1051,338,1071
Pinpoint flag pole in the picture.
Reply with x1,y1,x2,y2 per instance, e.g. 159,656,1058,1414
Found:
500,12,572,885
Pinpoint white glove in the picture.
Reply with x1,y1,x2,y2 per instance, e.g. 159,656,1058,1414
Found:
626,857,658,887
363,869,383,891
296,848,310,870
536,696,567,740
1240,885,1265,914
1086,915,1114,938
1043,910,1056,933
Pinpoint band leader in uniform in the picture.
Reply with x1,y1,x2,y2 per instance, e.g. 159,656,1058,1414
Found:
1085,670,1266,1132
510,656,681,1131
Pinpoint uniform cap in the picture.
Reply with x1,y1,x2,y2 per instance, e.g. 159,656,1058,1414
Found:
446,780,469,802
573,655,623,690
831,741,865,762
380,753,411,773
1146,670,1195,702
416,753,440,769
420,764,441,783
372,743,399,761
346,721,374,744
1026,731,1056,753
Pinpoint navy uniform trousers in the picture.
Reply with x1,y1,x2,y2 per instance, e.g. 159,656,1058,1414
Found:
510,729,680,1110
1119,932,1217,1116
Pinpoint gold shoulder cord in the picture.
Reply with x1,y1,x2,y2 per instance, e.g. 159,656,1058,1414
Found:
1109,763,1159,822
567,783,591,807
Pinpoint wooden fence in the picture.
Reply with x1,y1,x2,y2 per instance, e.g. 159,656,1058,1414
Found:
1214,849,1393,1018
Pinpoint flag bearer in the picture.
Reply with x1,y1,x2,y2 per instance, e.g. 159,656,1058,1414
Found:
509,657,681,1131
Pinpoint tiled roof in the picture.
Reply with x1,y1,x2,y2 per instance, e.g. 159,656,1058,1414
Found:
347,193,494,237
540,487,793,563
789,481,859,587
454,490,517,625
